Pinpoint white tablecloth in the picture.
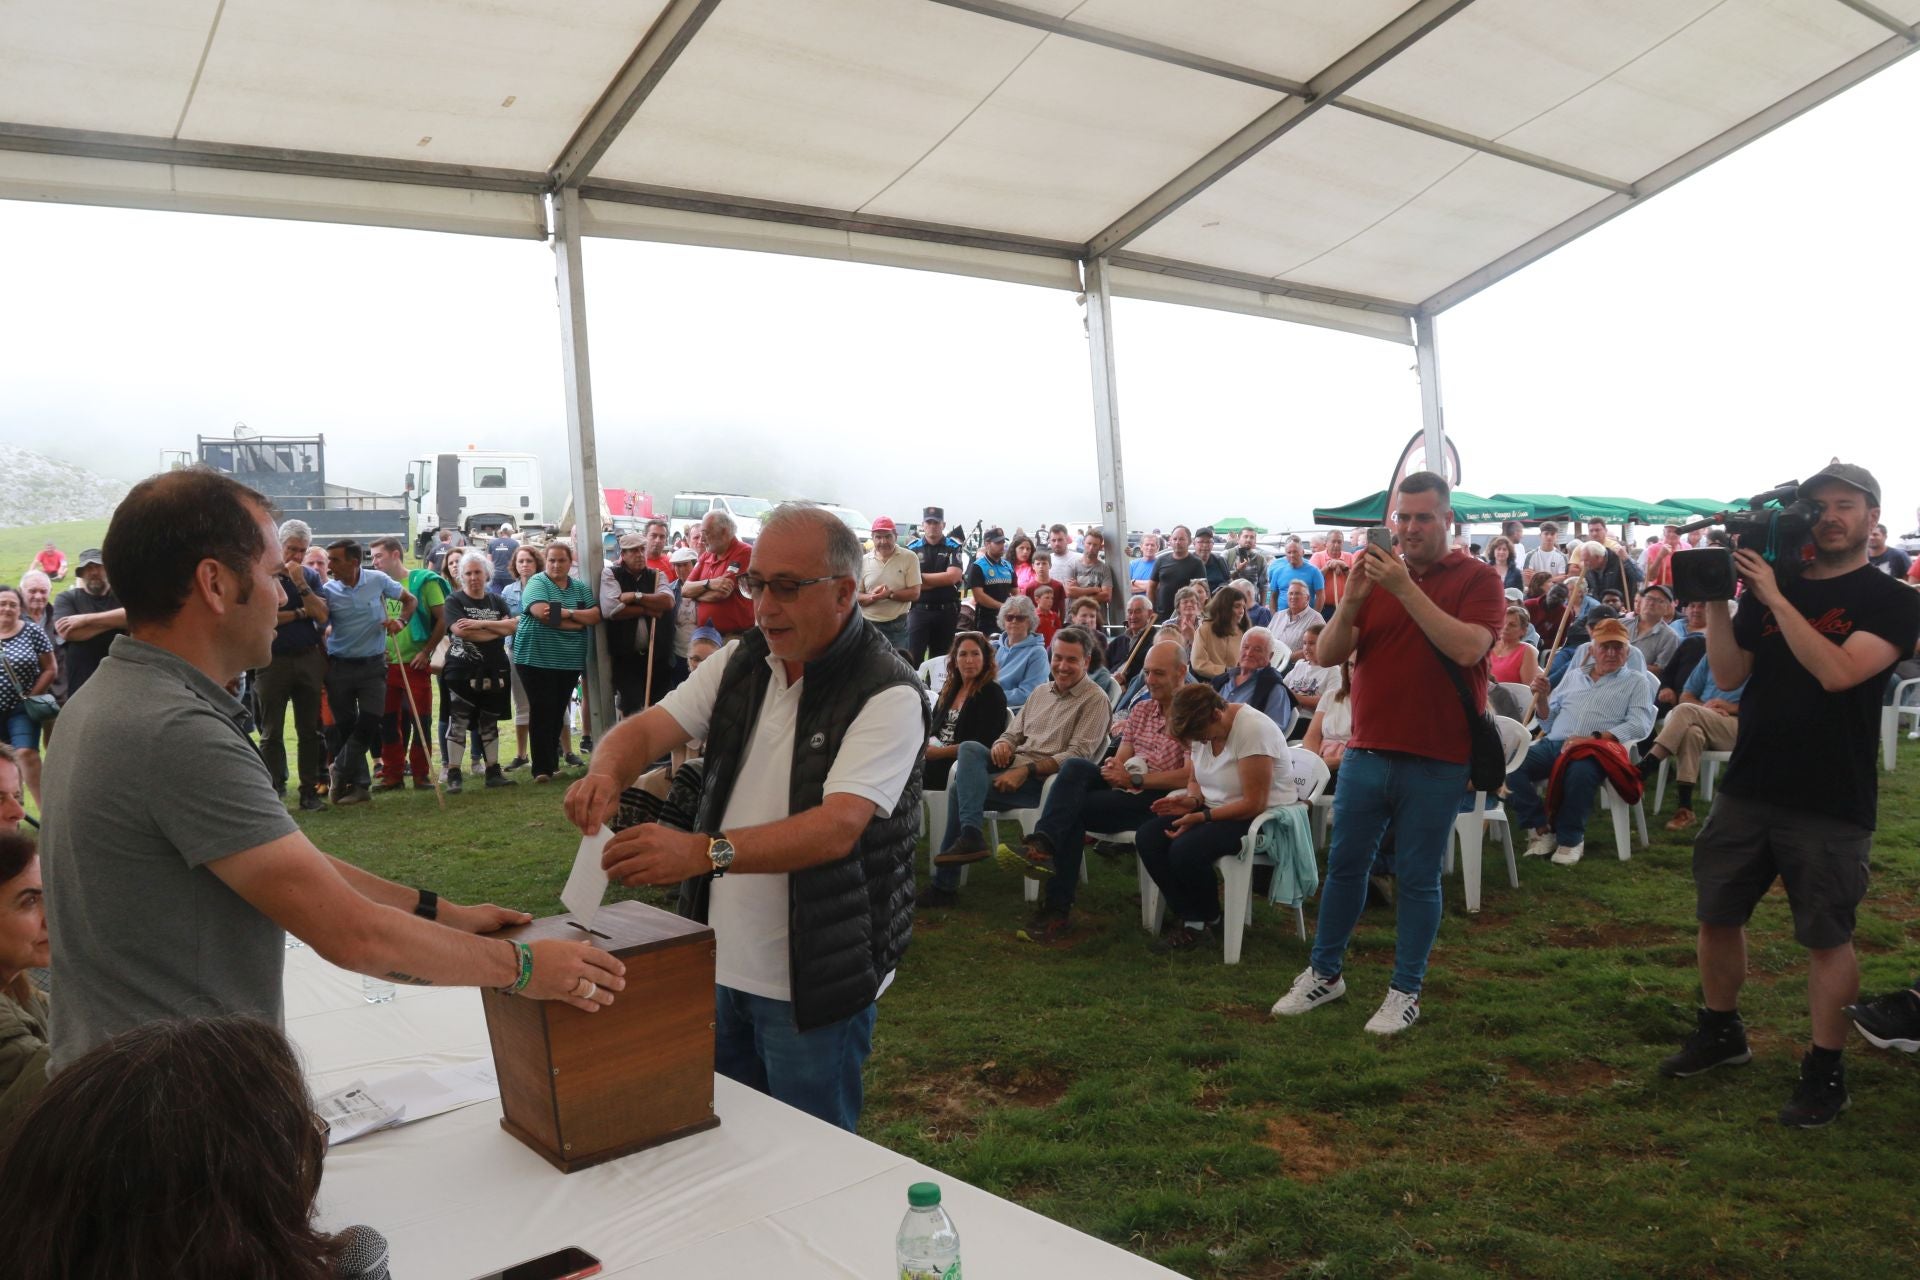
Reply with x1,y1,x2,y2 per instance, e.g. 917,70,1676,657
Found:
291,947,1179,1279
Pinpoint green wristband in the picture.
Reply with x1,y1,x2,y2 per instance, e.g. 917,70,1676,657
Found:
503,940,533,994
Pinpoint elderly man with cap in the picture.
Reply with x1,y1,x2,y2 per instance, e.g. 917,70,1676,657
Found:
49,549,126,705
1507,616,1655,867
904,505,967,665
858,516,922,659
599,532,676,720
1659,461,1920,1129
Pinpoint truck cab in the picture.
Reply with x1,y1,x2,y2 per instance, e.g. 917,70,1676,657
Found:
408,450,544,561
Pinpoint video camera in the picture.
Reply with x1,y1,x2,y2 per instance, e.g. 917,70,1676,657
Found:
1669,480,1816,604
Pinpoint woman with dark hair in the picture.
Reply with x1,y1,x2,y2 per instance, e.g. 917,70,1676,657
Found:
1486,536,1524,591
0,584,55,808
0,832,49,1139
499,542,545,769
925,632,1007,791
1190,584,1247,679
1010,534,1039,595
1136,683,1294,953
511,542,601,783
0,1015,389,1278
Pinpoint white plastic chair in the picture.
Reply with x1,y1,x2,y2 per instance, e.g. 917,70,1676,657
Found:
1291,742,1335,852
916,656,947,697
1651,751,1732,814
1445,716,1529,913
1140,805,1307,964
922,786,967,887
1591,676,1658,859
1881,676,1920,771
985,775,1068,905
1498,682,1537,729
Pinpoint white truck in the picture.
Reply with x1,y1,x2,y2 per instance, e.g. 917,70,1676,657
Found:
667,492,776,543
407,449,546,561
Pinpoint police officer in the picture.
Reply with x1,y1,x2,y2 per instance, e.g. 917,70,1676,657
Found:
905,505,967,666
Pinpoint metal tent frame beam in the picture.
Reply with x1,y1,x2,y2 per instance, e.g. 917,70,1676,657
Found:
550,0,723,189
1081,256,1127,618
1085,0,1479,259
1419,28,1920,314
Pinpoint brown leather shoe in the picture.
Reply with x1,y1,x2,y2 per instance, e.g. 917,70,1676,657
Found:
1664,807,1697,832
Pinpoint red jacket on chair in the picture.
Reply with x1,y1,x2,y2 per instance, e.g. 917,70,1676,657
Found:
1545,738,1642,826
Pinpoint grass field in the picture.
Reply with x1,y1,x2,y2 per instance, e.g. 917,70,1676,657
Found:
270,730,1920,1279
10,513,1918,1275
0,519,109,584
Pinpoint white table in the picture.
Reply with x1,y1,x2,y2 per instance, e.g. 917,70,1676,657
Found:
291,947,1180,1279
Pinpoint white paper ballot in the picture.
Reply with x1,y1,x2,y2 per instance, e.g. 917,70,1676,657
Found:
316,1080,405,1146
561,827,613,926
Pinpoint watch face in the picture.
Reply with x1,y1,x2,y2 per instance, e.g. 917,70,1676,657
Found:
710,838,735,869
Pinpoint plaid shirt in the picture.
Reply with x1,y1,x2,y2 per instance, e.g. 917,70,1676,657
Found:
1121,696,1188,774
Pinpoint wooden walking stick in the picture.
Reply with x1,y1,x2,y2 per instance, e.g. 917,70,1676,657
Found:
642,613,659,709
1543,579,1584,671
398,665,446,809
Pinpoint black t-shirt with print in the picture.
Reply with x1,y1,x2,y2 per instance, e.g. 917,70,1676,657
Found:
1722,565,1920,829
1149,552,1209,620
441,591,512,679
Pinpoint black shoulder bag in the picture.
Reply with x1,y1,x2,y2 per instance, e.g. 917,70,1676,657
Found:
1428,640,1507,793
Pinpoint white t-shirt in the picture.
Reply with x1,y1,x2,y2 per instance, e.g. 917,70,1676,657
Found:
1284,661,1337,699
1190,705,1295,809
657,640,925,1002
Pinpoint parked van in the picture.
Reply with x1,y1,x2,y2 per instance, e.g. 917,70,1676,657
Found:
668,492,774,542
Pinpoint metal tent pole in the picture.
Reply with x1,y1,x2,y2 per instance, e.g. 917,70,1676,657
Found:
1082,256,1129,623
1413,311,1447,484
550,188,615,739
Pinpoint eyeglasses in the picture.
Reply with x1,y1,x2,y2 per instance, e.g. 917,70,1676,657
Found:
737,573,842,601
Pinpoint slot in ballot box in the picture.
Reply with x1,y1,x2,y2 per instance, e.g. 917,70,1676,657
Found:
480,900,719,1173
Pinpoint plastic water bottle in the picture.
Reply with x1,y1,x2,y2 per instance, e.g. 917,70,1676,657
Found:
896,1181,960,1280
362,974,396,1004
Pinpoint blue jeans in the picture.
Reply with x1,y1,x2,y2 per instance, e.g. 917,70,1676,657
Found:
1311,748,1469,995
1032,757,1164,911
4,708,40,752
869,614,910,656
1506,738,1603,846
713,986,877,1132
936,740,1041,890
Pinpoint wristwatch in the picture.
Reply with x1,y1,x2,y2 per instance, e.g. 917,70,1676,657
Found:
707,836,736,878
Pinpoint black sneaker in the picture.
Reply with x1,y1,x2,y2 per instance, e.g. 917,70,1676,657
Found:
373,779,407,793
445,768,463,795
933,827,990,866
334,785,369,807
1778,1052,1849,1128
1848,989,1920,1053
505,755,529,772
563,751,586,768
1151,921,1215,954
1658,1010,1753,1078
921,885,959,908
297,792,326,813
483,765,516,789
1023,904,1072,942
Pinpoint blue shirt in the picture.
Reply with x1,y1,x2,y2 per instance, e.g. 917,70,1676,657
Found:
1683,659,1746,706
320,569,404,659
1266,560,1325,605
1544,662,1655,742
1127,556,1155,586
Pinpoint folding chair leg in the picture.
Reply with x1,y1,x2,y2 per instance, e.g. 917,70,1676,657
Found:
1220,859,1252,965
1497,815,1518,888
1702,758,1718,803
1610,800,1631,860
1633,799,1648,847
1294,903,1307,941
1137,854,1162,933
1455,813,1485,914
1883,707,1897,772
1652,758,1669,815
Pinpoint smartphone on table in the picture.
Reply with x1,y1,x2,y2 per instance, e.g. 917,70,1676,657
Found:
471,1246,601,1280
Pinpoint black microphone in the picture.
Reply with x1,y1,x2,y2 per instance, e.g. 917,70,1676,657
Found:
333,1224,391,1280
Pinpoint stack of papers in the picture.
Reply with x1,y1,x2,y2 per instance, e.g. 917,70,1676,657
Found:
316,1059,501,1147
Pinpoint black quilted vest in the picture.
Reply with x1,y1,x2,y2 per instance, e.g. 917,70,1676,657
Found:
678,611,928,1030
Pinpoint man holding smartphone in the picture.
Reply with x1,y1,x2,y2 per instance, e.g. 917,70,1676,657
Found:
1659,462,1919,1127
1271,473,1503,1035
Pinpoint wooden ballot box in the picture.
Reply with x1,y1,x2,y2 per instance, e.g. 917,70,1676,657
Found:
480,900,720,1173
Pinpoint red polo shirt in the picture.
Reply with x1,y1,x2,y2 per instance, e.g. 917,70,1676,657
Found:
1347,549,1505,765
693,540,755,634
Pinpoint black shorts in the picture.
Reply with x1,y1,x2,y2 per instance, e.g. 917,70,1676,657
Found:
1692,791,1871,950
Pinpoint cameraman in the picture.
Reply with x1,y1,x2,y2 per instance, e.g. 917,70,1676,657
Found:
1659,463,1920,1128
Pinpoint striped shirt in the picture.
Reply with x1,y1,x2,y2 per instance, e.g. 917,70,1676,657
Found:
511,573,596,672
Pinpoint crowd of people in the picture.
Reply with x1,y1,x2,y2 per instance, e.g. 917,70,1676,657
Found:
2,462,1919,1274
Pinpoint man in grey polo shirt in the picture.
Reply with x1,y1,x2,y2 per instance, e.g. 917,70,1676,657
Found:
41,468,627,1072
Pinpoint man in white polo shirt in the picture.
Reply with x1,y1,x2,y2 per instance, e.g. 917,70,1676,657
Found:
566,504,926,1131
858,515,921,659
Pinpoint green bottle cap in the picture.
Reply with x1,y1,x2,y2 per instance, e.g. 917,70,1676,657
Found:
907,1181,942,1208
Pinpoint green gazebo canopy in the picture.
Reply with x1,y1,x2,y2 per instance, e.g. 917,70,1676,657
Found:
1566,495,1695,525
1657,497,1738,518
1312,490,1530,527
1211,516,1266,534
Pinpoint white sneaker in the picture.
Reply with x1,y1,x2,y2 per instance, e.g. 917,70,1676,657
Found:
1550,842,1585,866
1364,988,1421,1036
1270,966,1347,1017
1523,831,1558,859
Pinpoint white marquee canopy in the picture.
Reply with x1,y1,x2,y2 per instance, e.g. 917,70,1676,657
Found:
5,0,1914,714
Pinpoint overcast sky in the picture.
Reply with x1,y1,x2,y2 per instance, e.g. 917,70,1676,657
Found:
1,54,1914,540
